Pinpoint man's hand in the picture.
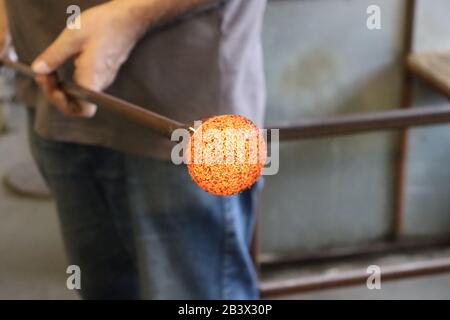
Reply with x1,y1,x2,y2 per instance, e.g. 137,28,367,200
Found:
32,0,211,118
32,1,152,118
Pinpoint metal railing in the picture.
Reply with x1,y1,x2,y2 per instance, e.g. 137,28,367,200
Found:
257,0,450,297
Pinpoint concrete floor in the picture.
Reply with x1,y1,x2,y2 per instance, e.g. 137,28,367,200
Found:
0,104,77,300
0,105,449,300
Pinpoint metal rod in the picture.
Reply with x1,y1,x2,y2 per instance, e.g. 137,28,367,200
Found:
260,256,450,297
0,58,186,138
260,236,450,267
393,0,417,242
271,103,450,140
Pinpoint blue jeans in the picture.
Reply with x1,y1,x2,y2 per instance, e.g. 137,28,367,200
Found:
27,110,259,300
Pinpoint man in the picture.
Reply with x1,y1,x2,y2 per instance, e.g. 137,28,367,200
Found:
0,0,266,299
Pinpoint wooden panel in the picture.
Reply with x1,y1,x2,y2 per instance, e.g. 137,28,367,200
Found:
408,51,450,99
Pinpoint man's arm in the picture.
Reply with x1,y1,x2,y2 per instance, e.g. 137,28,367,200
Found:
0,0,6,34
32,0,214,118
0,0,11,58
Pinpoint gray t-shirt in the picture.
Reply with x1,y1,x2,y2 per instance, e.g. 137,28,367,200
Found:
6,0,266,160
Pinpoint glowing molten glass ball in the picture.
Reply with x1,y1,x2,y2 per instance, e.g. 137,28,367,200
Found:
186,115,267,196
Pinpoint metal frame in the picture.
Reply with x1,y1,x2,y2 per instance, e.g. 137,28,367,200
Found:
255,0,450,297
261,256,450,297
393,0,416,240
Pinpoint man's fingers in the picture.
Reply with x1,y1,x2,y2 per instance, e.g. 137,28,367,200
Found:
35,74,58,98
31,29,81,74
0,32,11,59
35,74,73,116
35,74,97,118
73,100,98,118
35,74,84,117
73,65,99,118
72,47,101,117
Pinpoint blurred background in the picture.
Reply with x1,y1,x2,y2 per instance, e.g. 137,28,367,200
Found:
1,0,450,299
